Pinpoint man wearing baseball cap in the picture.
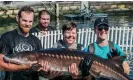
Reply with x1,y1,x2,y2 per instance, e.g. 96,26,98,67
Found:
94,17,109,28
83,17,130,79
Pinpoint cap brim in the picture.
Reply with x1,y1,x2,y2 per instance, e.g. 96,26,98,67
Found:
96,23,109,27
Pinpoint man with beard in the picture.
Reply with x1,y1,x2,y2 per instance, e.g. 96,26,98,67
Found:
30,10,55,36
0,6,44,80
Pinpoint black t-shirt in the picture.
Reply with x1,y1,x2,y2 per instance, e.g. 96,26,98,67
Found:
0,29,42,80
0,29,42,55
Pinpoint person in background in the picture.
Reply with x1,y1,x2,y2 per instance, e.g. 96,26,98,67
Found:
83,17,130,79
0,6,43,80
52,22,84,80
30,10,55,36
30,9,56,80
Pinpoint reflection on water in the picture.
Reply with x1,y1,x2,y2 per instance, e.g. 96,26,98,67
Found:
108,16,133,28
0,15,133,34
51,15,133,29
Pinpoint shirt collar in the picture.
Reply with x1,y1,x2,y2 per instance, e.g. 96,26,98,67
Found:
17,27,29,37
36,24,48,32
63,40,77,49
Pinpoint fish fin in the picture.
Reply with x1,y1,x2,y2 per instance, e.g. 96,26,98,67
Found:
111,55,126,64
31,63,42,71
110,56,126,72
89,69,101,78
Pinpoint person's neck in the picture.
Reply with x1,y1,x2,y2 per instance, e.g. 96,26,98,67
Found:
64,40,75,48
17,27,29,37
39,24,47,31
96,39,108,47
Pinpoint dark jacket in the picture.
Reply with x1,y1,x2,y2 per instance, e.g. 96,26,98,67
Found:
30,24,56,34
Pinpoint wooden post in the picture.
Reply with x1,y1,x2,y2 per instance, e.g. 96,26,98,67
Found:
80,1,89,23
55,2,59,29
81,1,89,13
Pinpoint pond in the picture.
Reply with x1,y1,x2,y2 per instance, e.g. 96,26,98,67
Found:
56,15,133,28
0,15,133,35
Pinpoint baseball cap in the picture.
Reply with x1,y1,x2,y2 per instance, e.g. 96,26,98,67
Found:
94,17,109,28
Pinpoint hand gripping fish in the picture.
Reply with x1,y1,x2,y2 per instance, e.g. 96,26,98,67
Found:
3,48,132,80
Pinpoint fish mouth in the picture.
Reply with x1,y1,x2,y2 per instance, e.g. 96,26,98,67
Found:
3,56,38,65
3,56,25,65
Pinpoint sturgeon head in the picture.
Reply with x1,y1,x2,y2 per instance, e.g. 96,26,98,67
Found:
4,51,39,65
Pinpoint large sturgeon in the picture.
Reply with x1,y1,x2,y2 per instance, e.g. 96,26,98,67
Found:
3,48,132,80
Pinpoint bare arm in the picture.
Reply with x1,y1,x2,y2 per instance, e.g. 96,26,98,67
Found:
122,61,130,75
0,54,31,71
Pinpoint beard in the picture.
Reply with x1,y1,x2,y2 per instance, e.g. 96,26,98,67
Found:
21,24,32,28
19,24,32,33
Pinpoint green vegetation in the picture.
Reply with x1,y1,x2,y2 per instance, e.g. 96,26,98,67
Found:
0,16,38,35
0,16,16,34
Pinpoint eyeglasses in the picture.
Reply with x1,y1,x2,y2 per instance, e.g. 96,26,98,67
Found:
97,27,109,31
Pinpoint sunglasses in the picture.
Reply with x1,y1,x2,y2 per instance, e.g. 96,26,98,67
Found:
97,27,109,31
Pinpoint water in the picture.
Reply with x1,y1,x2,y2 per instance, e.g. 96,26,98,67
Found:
108,16,133,28
50,15,133,29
